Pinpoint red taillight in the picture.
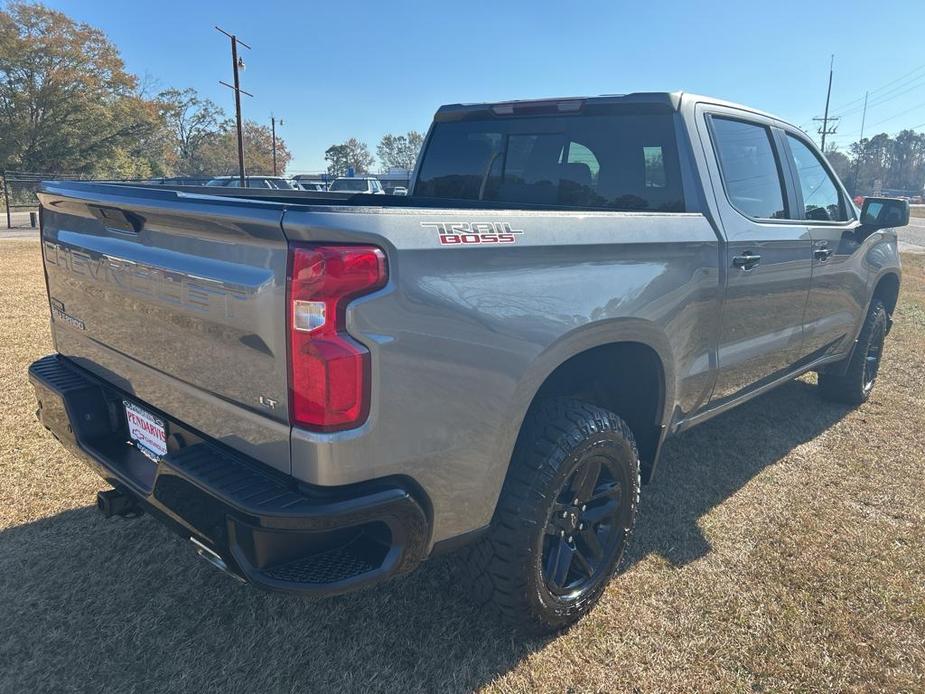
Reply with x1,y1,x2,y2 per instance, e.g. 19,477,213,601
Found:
287,244,387,431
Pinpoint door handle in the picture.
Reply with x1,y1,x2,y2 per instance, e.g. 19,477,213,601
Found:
814,247,833,261
732,252,761,270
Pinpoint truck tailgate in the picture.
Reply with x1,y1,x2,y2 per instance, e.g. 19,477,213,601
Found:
37,182,292,472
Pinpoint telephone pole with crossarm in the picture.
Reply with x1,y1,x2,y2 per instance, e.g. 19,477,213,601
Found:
216,26,253,187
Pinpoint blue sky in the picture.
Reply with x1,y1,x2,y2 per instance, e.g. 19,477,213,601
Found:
40,0,925,172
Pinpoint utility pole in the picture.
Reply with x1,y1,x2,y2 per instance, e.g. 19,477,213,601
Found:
858,90,869,142
813,55,838,152
851,91,870,196
271,115,284,176
216,26,252,187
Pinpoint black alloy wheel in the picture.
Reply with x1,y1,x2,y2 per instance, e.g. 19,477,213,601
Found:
541,455,629,599
463,398,641,633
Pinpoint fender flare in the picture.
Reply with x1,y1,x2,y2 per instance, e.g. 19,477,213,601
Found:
487,318,676,500
831,268,901,377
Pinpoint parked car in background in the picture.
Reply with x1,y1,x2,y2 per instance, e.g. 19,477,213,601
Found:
390,186,408,196
328,177,386,194
297,181,327,192
146,176,213,186
290,175,328,191
205,176,296,190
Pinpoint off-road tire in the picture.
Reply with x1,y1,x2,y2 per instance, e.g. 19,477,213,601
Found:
818,299,888,405
463,398,640,634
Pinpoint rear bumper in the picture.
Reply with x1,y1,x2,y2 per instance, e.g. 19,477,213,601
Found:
28,354,430,596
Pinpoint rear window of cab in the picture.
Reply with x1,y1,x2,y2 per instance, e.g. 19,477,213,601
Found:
414,112,685,212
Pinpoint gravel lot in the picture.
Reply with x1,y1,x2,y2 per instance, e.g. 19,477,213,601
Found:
1,239,923,693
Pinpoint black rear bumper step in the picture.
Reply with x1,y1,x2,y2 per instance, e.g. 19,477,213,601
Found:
29,354,430,596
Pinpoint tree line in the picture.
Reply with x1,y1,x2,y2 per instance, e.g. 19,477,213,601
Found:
825,131,925,197
4,2,920,190
0,2,293,178
0,2,421,180
323,131,423,177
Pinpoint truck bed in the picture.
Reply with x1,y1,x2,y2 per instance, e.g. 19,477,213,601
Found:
37,178,719,544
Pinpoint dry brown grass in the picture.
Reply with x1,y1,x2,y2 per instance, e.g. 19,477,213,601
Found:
1,239,924,693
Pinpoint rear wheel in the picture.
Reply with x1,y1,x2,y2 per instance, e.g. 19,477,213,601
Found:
818,299,888,405
464,398,640,634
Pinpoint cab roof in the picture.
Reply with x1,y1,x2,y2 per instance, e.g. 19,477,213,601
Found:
434,91,788,126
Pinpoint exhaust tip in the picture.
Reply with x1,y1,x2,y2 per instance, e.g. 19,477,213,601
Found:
190,537,246,583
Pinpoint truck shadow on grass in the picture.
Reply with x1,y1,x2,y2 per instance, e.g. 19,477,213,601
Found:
0,379,850,693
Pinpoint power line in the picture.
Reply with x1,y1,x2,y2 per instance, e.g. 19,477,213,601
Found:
827,61,925,115
798,62,925,137
865,99,925,129
831,119,925,147
831,74,925,120
824,77,925,149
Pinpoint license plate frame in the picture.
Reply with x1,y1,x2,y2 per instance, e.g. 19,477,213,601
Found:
123,400,168,461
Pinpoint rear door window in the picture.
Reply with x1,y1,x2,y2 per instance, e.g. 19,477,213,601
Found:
710,117,787,220
415,112,684,211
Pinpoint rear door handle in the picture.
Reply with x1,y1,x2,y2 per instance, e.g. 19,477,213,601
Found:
732,252,761,270
814,247,833,261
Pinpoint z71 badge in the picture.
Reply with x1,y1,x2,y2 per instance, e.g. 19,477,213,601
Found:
421,221,524,246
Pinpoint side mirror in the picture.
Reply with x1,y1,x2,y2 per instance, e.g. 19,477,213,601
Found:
860,197,910,230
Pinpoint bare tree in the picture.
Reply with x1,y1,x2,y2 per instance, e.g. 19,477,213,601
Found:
376,131,424,170
156,88,230,175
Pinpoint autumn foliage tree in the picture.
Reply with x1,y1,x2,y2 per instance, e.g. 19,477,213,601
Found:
0,2,293,178
197,120,292,176
0,1,163,176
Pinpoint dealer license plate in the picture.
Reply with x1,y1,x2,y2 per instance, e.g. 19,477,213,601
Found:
123,400,167,460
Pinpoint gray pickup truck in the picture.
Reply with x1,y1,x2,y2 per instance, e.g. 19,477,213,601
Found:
30,92,909,633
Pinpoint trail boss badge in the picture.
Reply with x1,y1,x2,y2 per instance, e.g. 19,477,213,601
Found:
421,221,524,245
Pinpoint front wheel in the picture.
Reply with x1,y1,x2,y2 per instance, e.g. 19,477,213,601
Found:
464,398,640,634
818,299,888,405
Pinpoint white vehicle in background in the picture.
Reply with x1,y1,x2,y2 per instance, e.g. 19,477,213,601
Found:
290,175,328,191
296,181,327,192
328,177,386,194
390,186,408,196
205,176,296,190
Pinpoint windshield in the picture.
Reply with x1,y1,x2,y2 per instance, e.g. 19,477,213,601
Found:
330,179,369,192
415,112,685,211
